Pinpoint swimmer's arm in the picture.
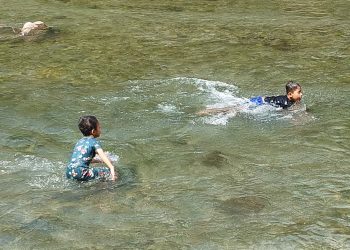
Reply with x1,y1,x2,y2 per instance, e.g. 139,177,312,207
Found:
96,148,117,181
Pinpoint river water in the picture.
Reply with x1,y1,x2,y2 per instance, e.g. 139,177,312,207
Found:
1,0,350,249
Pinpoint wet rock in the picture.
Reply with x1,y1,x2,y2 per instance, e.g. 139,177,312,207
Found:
217,196,267,214
0,22,58,42
21,21,48,36
269,38,294,51
21,21,58,42
21,217,57,233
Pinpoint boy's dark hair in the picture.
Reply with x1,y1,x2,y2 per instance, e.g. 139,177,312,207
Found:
78,115,99,136
286,80,301,94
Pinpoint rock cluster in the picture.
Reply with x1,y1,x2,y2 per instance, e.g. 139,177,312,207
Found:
21,21,48,36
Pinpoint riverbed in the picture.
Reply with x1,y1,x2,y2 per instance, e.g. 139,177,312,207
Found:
1,0,350,249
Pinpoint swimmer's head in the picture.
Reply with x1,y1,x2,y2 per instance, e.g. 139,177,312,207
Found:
78,115,101,137
286,80,302,102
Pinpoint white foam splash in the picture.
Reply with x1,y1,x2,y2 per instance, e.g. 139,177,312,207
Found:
94,151,120,162
174,77,238,92
29,174,68,189
203,111,238,125
178,78,244,125
0,155,69,190
157,103,179,114
79,77,311,126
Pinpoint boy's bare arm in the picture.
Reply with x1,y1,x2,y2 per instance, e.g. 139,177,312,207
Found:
96,148,117,181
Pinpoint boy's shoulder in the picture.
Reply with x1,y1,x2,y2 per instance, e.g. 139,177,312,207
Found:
77,136,100,144
264,95,288,102
264,95,292,108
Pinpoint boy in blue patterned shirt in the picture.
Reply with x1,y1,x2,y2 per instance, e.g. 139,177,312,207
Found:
66,115,117,181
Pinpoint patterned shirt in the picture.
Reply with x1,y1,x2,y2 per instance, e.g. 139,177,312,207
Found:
67,137,102,169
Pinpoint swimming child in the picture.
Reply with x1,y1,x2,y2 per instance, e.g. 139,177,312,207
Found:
66,115,117,181
197,80,303,115
250,80,302,109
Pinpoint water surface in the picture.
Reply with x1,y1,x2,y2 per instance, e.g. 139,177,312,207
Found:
1,0,350,249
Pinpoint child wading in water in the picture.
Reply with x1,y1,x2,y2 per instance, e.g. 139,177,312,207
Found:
66,116,117,181
198,81,303,115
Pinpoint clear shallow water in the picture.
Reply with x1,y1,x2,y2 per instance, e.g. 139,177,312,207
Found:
1,0,350,249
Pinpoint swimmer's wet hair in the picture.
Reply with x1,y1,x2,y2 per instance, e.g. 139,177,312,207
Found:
78,115,99,136
286,80,301,94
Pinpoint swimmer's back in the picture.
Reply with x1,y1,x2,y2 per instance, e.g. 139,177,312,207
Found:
250,95,294,109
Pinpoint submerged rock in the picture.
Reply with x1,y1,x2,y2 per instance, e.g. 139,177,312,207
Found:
217,196,267,215
202,150,228,168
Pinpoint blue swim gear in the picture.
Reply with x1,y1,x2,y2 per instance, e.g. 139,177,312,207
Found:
249,96,264,105
250,95,295,109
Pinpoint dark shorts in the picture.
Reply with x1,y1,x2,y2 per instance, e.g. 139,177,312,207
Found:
66,166,111,181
